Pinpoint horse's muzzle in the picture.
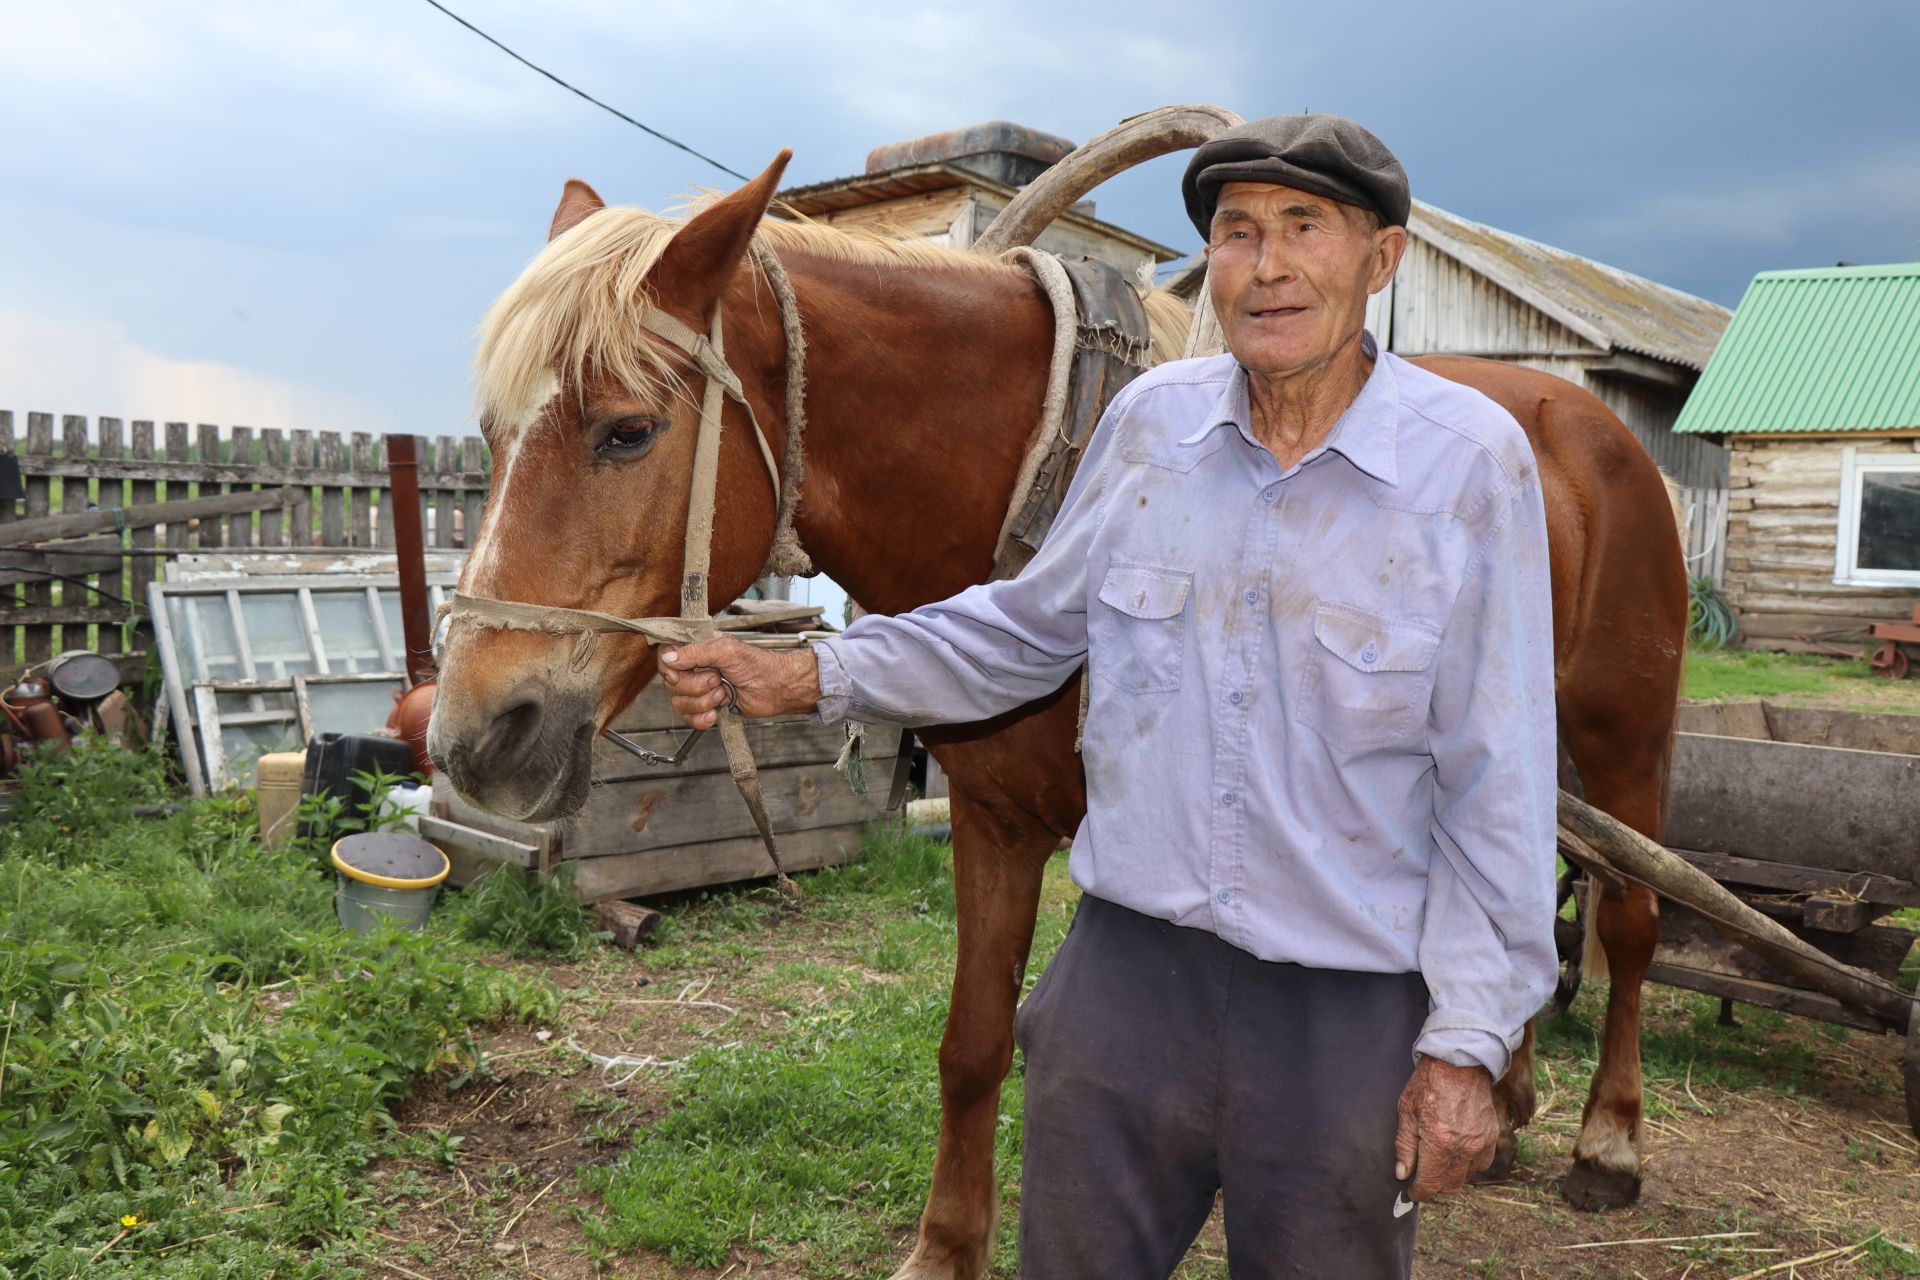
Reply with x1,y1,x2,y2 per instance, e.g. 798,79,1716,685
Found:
428,680,597,822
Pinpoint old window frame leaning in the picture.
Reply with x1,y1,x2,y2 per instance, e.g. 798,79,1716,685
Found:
149,575,456,795
1834,446,1920,588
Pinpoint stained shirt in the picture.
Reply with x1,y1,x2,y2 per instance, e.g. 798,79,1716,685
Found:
812,337,1558,1077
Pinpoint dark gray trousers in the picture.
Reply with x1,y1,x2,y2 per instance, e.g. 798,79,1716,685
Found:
1014,893,1429,1280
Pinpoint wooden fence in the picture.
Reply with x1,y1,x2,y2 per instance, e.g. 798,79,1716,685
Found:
1678,482,1729,588
0,410,491,678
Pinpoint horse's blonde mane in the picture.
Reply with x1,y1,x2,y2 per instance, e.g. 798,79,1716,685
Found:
475,203,1191,427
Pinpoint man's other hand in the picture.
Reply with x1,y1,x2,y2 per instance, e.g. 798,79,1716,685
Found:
658,638,821,728
1393,1056,1498,1201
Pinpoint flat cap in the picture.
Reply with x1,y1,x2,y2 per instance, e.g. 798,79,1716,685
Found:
1182,114,1409,239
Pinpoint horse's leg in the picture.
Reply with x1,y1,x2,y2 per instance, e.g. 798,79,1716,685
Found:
1478,730,1595,1182
1478,1022,1538,1181
894,782,1054,1280
1557,742,1667,1210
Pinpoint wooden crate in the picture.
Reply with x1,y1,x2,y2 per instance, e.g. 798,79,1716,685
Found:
425,681,902,901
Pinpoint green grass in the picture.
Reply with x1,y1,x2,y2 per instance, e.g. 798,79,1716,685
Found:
1684,647,1878,702
583,825,1076,1277
0,740,557,1277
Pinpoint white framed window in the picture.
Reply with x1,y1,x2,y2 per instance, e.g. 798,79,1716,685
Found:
1834,445,1920,586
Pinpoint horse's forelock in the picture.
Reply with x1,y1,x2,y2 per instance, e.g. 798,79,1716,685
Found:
474,207,689,439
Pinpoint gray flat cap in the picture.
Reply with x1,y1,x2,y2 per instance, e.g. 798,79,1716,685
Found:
1182,114,1409,239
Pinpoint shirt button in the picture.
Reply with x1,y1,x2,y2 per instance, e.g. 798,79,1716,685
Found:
1243,588,1258,605
1262,487,1277,503
1361,642,1379,665
1228,690,1243,705
1216,889,1233,905
1221,790,1237,806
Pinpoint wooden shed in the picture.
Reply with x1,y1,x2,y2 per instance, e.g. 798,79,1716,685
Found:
775,122,1184,295
1670,262,1920,651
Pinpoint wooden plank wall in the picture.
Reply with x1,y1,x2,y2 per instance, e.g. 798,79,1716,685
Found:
0,415,489,678
1723,436,1917,650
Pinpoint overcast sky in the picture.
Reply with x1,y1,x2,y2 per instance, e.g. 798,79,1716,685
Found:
3,0,1916,443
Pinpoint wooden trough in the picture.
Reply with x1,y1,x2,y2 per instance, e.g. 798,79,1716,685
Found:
423,681,903,902
1561,701,1920,1135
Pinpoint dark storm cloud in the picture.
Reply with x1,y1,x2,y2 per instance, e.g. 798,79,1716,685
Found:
0,0,1912,432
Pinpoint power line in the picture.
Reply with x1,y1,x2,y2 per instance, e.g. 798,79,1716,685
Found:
418,0,750,182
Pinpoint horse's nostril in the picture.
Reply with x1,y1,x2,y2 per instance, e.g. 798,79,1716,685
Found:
474,697,544,777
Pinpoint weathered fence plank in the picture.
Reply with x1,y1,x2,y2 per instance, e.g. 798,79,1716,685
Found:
289,429,314,546
61,416,90,650
0,488,300,548
260,429,284,548
318,431,345,546
228,427,255,548
196,424,223,549
433,434,456,548
129,421,156,636
164,424,190,555
462,437,485,549
22,413,54,663
350,433,373,547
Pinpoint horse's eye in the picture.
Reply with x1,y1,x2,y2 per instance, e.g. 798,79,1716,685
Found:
598,415,667,456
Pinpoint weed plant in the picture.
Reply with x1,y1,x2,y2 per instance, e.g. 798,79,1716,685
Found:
0,740,555,1277
584,822,1072,1274
442,863,605,958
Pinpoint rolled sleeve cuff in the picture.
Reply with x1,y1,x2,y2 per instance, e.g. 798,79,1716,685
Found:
811,639,852,726
1415,1009,1519,1079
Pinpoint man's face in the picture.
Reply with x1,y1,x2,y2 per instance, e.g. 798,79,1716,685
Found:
1204,181,1405,380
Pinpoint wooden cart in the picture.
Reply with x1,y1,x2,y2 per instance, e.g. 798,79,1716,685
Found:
1562,701,1920,1135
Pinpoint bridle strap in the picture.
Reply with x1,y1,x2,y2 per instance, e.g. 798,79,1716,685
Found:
638,308,781,504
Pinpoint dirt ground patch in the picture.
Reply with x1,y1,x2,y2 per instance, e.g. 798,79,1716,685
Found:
363,904,1918,1280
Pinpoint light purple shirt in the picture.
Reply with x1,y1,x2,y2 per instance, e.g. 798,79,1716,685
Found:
814,337,1558,1077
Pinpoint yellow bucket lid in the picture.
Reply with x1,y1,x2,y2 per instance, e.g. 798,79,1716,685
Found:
331,832,450,889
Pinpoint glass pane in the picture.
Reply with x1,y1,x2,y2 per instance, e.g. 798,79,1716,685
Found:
1859,472,1920,572
239,593,317,679
168,595,244,682
380,590,406,661
307,681,405,737
215,690,294,715
220,720,302,788
312,591,387,672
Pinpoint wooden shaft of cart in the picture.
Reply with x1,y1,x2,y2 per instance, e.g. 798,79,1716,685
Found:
1556,788,1916,1033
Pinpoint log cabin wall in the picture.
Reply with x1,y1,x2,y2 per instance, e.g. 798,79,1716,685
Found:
1723,435,1920,650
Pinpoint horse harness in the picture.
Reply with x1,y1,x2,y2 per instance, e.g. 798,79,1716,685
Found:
438,240,1154,887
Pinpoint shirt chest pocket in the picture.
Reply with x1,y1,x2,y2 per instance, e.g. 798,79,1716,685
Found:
1092,563,1191,695
1296,602,1442,753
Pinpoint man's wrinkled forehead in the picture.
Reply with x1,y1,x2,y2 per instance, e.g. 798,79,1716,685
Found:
1209,181,1366,232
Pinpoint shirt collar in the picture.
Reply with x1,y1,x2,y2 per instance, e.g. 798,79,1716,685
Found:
1180,331,1401,488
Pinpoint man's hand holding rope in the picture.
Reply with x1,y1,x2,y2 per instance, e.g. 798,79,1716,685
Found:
660,638,821,728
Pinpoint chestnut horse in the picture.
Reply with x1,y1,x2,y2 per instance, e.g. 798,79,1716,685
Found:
428,153,1684,1277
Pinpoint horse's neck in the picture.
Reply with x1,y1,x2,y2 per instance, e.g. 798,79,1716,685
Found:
780,249,1058,617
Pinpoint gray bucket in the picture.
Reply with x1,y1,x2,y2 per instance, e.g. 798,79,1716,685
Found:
332,832,449,934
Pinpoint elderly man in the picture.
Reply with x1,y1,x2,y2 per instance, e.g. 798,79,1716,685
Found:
661,115,1558,1279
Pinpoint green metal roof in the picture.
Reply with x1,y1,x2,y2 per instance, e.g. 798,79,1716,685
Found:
1673,262,1920,435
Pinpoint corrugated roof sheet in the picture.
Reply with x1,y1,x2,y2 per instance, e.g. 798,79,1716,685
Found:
1673,262,1920,435
1411,202,1731,369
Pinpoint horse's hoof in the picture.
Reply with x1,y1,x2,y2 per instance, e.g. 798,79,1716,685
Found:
1561,1158,1641,1210
1472,1136,1518,1184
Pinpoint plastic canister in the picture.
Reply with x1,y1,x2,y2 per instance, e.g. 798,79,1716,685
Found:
378,782,433,835
255,751,307,848
331,832,450,933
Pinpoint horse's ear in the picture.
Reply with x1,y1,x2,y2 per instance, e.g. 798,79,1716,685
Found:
648,150,793,315
549,178,606,241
